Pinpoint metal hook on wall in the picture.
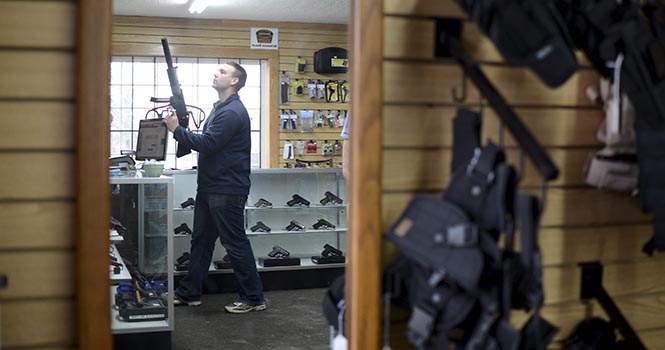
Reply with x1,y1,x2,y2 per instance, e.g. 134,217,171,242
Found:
452,71,468,102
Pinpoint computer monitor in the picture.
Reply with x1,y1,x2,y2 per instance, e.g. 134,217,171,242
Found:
135,119,168,161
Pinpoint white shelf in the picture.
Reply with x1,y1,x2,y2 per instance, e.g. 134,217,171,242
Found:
110,244,132,283
174,256,345,276
246,204,345,210
173,207,194,212
247,228,347,235
110,287,170,334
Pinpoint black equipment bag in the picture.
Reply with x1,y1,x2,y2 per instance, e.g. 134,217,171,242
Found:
453,0,578,87
314,47,348,74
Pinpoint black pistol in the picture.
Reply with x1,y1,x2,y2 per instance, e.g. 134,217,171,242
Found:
268,245,291,258
320,191,343,205
321,244,343,257
161,38,191,158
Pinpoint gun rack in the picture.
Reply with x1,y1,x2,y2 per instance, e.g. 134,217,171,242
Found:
578,262,647,350
434,17,559,182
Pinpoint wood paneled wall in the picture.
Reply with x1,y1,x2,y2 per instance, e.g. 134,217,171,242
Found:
0,0,78,348
111,16,347,168
381,0,665,348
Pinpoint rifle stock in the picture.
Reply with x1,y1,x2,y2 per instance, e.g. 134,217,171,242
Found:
161,38,191,157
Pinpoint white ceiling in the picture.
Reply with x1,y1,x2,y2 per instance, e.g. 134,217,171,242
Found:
113,0,350,24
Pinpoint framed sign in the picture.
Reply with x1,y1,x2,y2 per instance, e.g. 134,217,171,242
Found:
250,27,279,50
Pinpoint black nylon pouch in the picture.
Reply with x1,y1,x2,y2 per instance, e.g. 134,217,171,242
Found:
386,195,483,292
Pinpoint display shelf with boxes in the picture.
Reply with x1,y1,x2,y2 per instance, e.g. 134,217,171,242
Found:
168,168,347,274
109,175,174,343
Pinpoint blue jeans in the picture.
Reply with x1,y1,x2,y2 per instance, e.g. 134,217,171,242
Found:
176,192,264,304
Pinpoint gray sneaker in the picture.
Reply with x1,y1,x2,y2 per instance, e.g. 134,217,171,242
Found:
225,301,267,313
172,293,202,306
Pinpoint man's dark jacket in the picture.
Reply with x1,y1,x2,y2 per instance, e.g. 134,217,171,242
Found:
173,93,251,195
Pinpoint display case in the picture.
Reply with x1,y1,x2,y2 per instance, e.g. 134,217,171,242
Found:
109,175,174,339
170,168,347,273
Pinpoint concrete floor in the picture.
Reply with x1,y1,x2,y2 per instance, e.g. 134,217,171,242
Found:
172,288,330,350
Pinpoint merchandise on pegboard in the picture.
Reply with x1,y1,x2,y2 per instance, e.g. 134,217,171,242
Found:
280,109,299,130
325,80,340,103
279,71,289,105
296,140,306,156
333,140,342,156
307,79,317,99
321,140,334,156
300,110,314,132
326,110,337,128
336,110,347,128
339,80,349,103
306,140,317,154
316,80,326,100
296,56,306,73
292,79,305,96
283,140,294,159
315,110,326,128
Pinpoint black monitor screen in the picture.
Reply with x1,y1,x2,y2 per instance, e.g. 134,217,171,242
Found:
135,119,168,161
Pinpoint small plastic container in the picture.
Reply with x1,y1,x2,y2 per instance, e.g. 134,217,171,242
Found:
143,162,165,177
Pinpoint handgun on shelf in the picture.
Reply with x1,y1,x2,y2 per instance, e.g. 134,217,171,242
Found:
286,194,310,207
180,197,195,209
250,221,272,232
254,198,273,208
174,223,192,235
321,244,343,257
267,245,291,258
285,220,306,231
319,191,343,205
312,218,336,230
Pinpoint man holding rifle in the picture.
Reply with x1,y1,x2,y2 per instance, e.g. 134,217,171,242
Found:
163,62,267,313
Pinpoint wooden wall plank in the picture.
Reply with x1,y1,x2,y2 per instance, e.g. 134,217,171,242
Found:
514,293,665,341
0,153,75,200
382,148,596,190
0,202,75,250
539,224,652,265
384,16,591,66
0,102,75,150
384,105,603,148
114,15,347,32
0,251,74,299
1,299,75,347
382,189,649,230
0,1,76,48
0,51,75,99
384,0,467,18
384,62,598,106
542,259,665,304
540,189,648,227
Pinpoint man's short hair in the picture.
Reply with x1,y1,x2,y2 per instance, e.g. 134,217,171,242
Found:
226,61,247,91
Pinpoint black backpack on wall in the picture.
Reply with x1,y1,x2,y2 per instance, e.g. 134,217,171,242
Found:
314,47,348,74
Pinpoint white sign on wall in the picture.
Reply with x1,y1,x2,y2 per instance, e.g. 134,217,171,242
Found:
250,27,279,50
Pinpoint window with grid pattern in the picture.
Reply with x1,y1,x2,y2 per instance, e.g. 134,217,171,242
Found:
110,56,265,169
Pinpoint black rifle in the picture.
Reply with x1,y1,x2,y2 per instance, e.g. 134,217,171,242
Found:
161,38,191,158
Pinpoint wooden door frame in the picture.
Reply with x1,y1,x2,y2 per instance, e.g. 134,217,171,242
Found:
76,0,384,348
347,0,383,348
77,0,112,349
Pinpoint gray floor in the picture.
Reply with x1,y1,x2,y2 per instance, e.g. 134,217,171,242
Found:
172,288,330,350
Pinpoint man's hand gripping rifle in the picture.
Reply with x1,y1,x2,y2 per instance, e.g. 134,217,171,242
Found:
150,38,205,158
